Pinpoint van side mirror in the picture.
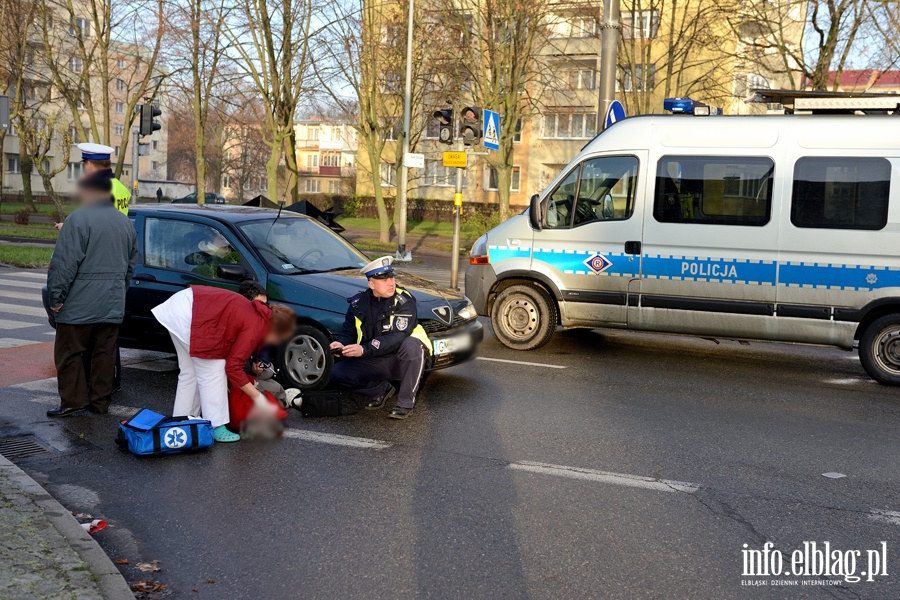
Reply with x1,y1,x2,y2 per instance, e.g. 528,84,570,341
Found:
529,194,542,231
217,264,248,280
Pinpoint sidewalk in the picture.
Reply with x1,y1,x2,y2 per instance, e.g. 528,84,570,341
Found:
0,455,133,599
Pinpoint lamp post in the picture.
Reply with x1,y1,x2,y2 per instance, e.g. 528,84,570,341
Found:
395,0,415,261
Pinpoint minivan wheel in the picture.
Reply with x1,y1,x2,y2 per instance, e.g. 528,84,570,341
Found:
277,324,333,391
859,314,900,386
490,283,557,350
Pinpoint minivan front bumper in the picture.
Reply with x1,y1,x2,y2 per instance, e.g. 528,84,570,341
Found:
464,264,497,316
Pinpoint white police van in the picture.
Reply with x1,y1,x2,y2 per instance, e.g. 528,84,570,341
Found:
465,103,900,384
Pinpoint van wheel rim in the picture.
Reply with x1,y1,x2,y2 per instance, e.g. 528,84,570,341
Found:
874,328,900,375
500,297,538,340
285,334,326,385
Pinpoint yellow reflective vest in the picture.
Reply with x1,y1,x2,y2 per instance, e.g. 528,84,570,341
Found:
111,178,131,215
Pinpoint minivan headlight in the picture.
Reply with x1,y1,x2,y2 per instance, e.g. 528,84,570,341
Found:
457,302,477,320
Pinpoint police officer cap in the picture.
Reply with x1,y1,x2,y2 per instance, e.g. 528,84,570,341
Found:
77,143,114,162
361,256,395,279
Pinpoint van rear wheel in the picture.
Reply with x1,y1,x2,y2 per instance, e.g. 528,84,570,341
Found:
859,314,900,385
491,284,557,350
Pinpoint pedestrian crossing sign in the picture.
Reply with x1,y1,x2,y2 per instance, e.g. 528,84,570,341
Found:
482,109,500,150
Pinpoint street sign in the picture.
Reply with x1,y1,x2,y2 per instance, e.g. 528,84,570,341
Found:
605,100,626,129
482,109,500,150
443,151,467,168
406,152,425,169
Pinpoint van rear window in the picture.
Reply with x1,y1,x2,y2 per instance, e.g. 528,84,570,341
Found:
790,157,890,231
653,156,774,226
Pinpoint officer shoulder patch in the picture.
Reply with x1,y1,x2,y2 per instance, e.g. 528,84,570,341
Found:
395,316,409,331
371,339,381,349
396,294,407,305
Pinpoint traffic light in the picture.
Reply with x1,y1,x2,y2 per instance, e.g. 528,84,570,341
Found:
432,108,453,145
460,106,482,146
139,103,162,136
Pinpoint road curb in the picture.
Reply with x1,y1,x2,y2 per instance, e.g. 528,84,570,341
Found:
0,454,134,599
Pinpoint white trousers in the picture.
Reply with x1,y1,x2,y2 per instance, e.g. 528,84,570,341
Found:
169,332,229,428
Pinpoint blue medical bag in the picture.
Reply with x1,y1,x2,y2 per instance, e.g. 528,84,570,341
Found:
116,408,214,456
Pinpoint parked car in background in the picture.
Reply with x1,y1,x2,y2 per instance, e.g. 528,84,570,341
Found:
121,205,484,391
172,192,226,204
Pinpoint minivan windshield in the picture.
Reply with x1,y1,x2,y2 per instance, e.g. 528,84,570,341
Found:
239,217,368,275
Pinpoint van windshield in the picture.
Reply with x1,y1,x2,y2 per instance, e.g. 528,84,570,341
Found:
239,217,368,274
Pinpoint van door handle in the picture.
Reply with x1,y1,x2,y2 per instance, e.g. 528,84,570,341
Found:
624,241,642,255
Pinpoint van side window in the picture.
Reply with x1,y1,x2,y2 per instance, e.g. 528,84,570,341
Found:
791,157,890,231
545,155,639,228
653,156,774,226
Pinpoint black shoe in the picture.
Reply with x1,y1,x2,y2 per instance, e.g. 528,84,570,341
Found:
387,406,414,420
365,386,396,410
47,406,89,418
88,406,109,415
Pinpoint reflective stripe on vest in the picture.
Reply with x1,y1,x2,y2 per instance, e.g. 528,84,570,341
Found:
112,178,130,215
354,316,363,344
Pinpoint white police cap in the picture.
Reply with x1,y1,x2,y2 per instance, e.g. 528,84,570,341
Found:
77,143,115,162
361,255,395,279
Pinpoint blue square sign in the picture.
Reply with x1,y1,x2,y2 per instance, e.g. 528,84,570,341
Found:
483,109,500,150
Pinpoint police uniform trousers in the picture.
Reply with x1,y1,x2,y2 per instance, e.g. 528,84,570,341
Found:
55,323,119,411
329,337,427,409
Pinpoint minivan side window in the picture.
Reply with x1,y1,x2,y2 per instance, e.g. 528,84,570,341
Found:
653,156,774,226
144,218,242,279
545,155,639,229
790,157,890,231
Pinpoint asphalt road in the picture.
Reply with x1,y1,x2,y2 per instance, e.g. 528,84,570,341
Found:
1,270,899,598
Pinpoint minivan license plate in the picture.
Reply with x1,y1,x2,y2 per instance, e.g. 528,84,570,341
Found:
433,335,471,356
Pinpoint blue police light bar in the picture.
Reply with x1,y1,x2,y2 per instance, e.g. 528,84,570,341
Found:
663,97,721,115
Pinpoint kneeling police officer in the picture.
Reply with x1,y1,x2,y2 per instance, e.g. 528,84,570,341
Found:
329,256,431,419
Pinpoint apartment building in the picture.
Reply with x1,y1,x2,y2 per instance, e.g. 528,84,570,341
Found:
294,119,358,196
356,0,803,208
2,2,167,199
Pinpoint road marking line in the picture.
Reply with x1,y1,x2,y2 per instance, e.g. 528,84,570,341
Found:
281,429,392,450
0,303,47,318
126,359,178,372
0,279,46,290
509,460,699,493
0,290,42,302
476,357,567,369
9,377,59,393
0,338,42,349
869,510,900,526
4,272,48,280
0,319,39,330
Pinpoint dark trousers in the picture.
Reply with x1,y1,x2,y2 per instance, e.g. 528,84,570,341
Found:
55,323,120,410
329,337,427,409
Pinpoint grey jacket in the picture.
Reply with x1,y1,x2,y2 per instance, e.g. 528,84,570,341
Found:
47,203,138,325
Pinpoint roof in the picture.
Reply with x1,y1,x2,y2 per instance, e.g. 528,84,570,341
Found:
824,69,900,89
129,204,310,223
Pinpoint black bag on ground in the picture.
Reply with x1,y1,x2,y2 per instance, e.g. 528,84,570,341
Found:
299,390,360,417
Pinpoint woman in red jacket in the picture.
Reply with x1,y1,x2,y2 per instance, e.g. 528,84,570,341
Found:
151,285,296,442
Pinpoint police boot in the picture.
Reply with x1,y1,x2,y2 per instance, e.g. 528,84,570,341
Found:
387,406,413,420
365,385,396,410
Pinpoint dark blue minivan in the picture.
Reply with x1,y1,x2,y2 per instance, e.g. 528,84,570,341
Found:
121,205,483,390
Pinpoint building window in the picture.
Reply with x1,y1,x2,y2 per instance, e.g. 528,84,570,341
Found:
321,152,340,167
114,145,120,155
425,116,440,139
486,166,521,192
617,64,657,92
67,162,84,180
734,73,770,98
565,68,595,90
115,123,124,136
621,10,659,39
513,118,522,143
306,154,319,169
424,161,466,187
541,112,597,139
69,17,89,37
115,101,125,114
380,163,396,187
151,160,159,171
117,57,126,68
305,179,321,193
68,57,83,73
328,180,341,194
331,126,342,142
307,127,319,141
570,17,598,38
151,140,159,150
385,119,402,141
6,155,21,174
791,157,890,231
116,78,126,92
654,156,774,226
68,126,80,143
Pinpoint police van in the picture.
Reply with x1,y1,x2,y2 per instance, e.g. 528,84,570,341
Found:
465,104,900,385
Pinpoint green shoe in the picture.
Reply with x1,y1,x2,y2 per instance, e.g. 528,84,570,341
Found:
213,425,241,443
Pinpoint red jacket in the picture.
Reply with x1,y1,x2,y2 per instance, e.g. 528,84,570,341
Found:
189,286,272,389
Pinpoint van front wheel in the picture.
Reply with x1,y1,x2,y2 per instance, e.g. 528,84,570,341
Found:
859,314,900,385
491,284,557,350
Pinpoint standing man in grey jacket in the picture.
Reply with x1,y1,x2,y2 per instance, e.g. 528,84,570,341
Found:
46,170,138,417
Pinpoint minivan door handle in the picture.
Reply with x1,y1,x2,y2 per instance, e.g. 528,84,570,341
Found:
624,241,642,255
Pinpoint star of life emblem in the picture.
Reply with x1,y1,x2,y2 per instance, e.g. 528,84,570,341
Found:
164,427,187,449
583,253,613,275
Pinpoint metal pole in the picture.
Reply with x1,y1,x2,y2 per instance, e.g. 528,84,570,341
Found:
449,140,463,290
131,127,140,197
395,0,415,262
597,0,621,133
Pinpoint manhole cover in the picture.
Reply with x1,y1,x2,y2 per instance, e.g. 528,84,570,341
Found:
0,435,53,461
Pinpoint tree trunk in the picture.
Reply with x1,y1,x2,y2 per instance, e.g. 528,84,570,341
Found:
363,137,390,242
37,171,65,223
266,143,281,204
496,165,512,221
195,123,206,204
18,150,35,212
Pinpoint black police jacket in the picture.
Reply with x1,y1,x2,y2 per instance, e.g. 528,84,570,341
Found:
336,287,429,358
